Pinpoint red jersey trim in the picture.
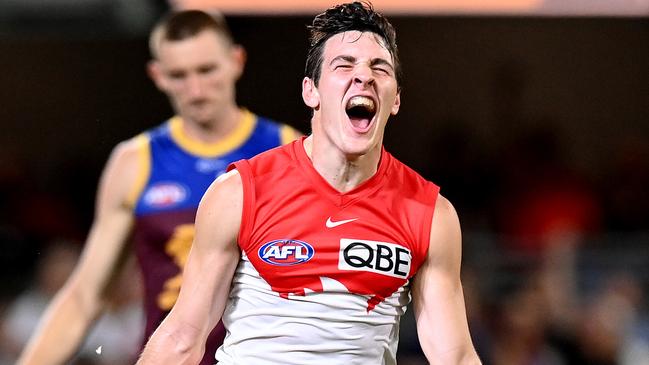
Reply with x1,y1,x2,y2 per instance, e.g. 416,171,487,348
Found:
228,160,255,250
420,186,439,267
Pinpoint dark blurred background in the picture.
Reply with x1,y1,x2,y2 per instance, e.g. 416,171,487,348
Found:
1,1,648,364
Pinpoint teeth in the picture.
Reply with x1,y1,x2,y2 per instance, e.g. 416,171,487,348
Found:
347,96,375,112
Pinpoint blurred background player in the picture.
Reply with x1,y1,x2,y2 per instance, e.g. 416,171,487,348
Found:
17,9,301,365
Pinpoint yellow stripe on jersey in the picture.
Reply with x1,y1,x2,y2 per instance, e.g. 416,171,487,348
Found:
280,124,302,145
169,109,256,158
125,133,151,209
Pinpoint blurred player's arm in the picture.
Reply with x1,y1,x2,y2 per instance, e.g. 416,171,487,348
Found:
17,139,141,365
137,170,242,365
411,195,482,365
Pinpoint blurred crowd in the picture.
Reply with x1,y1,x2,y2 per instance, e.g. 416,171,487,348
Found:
418,120,649,364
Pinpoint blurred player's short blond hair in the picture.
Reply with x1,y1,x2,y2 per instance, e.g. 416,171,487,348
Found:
149,9,231,59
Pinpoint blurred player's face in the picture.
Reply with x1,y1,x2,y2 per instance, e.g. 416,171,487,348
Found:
149,30,244,125
302,31,400,157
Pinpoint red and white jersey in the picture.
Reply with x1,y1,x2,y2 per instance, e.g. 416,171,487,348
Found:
216,138,439,365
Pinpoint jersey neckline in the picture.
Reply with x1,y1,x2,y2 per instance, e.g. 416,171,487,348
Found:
291,137,390,207
169,108,256,158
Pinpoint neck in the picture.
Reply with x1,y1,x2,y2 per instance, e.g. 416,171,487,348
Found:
303,135,382,193
179,104,241,144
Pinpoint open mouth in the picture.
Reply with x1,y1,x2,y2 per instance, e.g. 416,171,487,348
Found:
345,96,376,131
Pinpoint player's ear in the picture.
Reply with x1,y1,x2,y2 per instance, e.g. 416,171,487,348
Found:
147,60,166,91
302,77,320,109
390,90,401,115
231,44,247,80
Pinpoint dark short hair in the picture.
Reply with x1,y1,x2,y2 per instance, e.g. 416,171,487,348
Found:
149,10,233,59
305,1,401,86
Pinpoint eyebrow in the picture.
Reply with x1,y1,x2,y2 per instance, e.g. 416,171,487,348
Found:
329,55,395,71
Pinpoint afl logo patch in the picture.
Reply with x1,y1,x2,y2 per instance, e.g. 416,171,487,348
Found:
143,182,188,208
259,239,314,266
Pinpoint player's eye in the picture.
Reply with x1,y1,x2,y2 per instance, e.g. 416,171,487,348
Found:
373,66,390,75
168,71,185,80
198,65,216,74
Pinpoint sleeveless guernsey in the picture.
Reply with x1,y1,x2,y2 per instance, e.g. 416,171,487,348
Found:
216,138,439,365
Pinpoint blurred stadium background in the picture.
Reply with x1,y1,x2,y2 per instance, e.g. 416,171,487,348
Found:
0,1,648,364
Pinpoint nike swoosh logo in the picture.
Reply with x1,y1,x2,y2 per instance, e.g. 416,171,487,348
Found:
326,217,358,228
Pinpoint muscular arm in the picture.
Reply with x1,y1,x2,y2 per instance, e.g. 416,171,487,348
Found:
17,140,141,365
411,195,481,364
137,170,242,365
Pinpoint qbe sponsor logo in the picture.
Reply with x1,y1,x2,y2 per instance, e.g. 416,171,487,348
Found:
338,239,411,279
259,239,315,266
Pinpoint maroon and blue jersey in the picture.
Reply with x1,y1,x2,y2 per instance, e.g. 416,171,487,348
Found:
127,109,299,365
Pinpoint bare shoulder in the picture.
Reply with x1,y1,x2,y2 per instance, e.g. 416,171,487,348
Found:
200,169,243,210
97,135,148,209
194,169,243,244
426,194,462,267
108,135,145,172
431,194,461,240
